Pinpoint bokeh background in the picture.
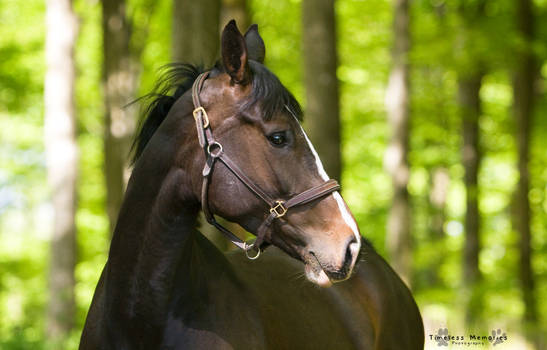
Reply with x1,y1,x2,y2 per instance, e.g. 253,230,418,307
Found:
1,0,546,348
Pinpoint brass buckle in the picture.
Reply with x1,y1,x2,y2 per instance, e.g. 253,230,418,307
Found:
193,106,209,128
270,201,287,218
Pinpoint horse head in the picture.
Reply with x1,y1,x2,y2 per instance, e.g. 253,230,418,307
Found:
182,21,361,287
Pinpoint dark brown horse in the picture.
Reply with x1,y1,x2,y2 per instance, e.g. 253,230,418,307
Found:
80,21,424,349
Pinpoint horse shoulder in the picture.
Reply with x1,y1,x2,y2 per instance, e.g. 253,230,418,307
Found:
227,248,371,349
161,234,267,349
349,247,425,350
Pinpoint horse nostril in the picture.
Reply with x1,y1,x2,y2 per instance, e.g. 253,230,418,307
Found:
343,236,358,270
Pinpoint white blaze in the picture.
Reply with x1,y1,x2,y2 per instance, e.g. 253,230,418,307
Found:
297,120,361,243
300,126,329,181
333,192,360,242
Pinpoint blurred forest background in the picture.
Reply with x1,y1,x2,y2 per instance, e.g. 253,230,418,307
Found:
1,0,546,348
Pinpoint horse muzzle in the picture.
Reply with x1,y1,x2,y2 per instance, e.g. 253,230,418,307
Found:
302,233,361,287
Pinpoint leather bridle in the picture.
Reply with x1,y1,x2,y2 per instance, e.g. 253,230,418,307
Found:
192,71,341,259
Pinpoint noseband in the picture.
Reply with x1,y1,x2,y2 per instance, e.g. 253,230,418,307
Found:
192,72,340,259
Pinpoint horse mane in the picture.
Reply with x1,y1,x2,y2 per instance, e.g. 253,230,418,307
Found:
130,63,205,164
130,61,303,164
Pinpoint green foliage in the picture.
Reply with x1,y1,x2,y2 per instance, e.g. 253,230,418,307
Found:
1,0,546,348
0,0,48,348
337,0,393,255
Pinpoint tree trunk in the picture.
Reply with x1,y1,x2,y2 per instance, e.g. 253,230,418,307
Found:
429,168,449,239
44,0,78,341
455,0,486,326
172,0,221,65
172,0,233,250
513,0,537,327
206,0,251,252
102,0,136,235
221,0,248,32
384,0,411,286
302,0,341,182
425,167,449,285
459,73,483,325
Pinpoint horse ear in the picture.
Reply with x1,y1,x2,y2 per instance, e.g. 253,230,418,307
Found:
244,24,265,64
221,20,249,84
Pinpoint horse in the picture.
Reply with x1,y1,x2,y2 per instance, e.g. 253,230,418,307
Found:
80,20,424,349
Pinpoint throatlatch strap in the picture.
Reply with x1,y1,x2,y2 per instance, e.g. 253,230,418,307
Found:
200,154,248,250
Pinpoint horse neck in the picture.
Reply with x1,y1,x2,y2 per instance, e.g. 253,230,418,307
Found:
105,99,201,325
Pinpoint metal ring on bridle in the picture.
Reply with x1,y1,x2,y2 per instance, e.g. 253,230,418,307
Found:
207,142,223,158
244,241,261,260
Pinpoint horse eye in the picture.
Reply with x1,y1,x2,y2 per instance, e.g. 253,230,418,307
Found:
268,132,287,147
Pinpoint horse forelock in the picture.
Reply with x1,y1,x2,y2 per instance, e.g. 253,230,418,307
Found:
242,60,303,122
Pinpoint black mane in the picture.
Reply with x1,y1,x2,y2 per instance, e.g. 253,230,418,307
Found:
131,61,302,164
130,63,205,164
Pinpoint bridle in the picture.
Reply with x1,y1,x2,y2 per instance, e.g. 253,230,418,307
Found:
191,71,341,259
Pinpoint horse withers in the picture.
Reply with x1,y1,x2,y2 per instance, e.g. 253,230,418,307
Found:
80,20,424,349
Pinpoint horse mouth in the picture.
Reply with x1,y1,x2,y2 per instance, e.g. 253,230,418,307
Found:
304,253,332,288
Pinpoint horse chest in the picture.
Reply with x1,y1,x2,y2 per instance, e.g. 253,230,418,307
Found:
160,279,363,350
159,245,375,350
160,274,266,349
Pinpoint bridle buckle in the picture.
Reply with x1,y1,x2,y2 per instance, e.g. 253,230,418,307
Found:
270,201,287,218
193,106,209,128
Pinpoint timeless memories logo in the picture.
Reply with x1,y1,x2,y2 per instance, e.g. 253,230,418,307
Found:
429,328,508,347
